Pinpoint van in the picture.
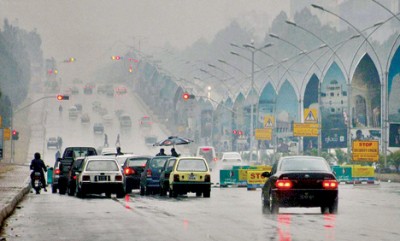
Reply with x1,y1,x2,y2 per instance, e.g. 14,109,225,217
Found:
68,106,78,119
196,146,217,165
119,115,132,127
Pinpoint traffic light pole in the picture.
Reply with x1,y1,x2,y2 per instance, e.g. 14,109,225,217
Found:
10,95,68,163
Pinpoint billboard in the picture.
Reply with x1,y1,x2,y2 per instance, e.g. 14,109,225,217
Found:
389,123,400,147
321,62,348,148
388,46,400,123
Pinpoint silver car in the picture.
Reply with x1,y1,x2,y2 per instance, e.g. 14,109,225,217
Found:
75,156,125,198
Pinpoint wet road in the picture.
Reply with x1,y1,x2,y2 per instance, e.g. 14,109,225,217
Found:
2,182,400,241
2,84,400,240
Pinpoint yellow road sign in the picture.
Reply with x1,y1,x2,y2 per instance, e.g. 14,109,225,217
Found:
255,128,272,140
4,128,11,140
263,115,274,128
304,108,318,123
352,140,379,162
293,123,319,137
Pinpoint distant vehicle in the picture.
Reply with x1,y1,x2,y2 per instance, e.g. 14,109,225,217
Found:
47,137,59,149
106,88,114,97
92,101,101,112
98,107,108,116
139,116,152,128
261,156,339,214
83,85,93,94
75,155,125,198
122,155,153,193
81,113,90,124
140,156,171,195
71,86,79,94
115,86,127,95
74,103,83,113
68,106,79,119
119,115,132,127
168,157,211,198
93,123,104,134
102,114,113,125
145,135,157,146
97,85,107,94
196,146,217,166
159,157,177,196
217,152,245,170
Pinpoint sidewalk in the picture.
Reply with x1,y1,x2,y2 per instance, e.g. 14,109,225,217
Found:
0,164,31,228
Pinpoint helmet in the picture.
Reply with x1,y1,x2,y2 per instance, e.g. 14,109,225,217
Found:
34,152,41,159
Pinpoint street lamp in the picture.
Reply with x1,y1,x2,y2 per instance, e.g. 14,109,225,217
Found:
230,42,273,163
312,3,386,165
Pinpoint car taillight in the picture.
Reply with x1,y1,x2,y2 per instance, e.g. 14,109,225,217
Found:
82,175,90,181
146,169,152,177
115,175,123,181
322,180,338,189
276,179,293,189
213,157,218,162
73,176,77,180
124,167,135,175
173,174,180,182
205,174,211,182
55,169,61,175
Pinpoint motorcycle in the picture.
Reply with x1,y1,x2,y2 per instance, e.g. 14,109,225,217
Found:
32,171,42,194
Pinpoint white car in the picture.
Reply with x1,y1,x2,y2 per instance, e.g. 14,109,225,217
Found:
75,156,125,198
217,152,245,170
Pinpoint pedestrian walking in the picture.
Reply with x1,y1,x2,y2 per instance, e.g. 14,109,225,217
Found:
104,133,109,147
115,134,120,147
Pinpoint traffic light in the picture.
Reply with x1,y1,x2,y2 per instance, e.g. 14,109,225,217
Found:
233,130,237,135
232,130,243,136
12,130,19,140
182,93,195,101
111,56,121,60
57,95,70,100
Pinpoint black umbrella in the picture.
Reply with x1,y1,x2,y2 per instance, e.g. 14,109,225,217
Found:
153,136,193,147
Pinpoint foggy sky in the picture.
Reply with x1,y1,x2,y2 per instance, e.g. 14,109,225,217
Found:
0,0,290,79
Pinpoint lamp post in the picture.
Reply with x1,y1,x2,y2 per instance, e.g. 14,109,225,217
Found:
230,43,273,163
312,3,386,165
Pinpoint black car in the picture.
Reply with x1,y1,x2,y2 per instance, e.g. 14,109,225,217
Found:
52,157,74,194
261,156,338,214
62,146,98,159
159,157,177,196
139,156,171,195
66,157,85,196
122,155,153,193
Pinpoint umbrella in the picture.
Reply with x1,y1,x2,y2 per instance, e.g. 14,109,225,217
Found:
153,136,194,147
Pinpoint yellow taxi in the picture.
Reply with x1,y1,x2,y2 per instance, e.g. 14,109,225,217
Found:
168,157,211,198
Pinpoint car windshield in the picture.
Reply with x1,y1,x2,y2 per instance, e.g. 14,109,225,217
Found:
279,158,330,172
86,160,119,171
177,159,207,172
149,158,168,169
128,158,148,167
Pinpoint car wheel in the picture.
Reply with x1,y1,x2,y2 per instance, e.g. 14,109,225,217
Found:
105,192,112,198
76,187,85,198
160,186,167,196
59,186,67,195
140,186,145,196
144,186,151,196
269,192,279,214
328,199,338,214
196,191,202,197
125,186,132,194
203,190,211,198
68,186,75,196
116,190,125,199
52,185,57,194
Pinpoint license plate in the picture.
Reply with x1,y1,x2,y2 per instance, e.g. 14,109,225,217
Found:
189,174,196,180
300,193,314,200
98,176,107,181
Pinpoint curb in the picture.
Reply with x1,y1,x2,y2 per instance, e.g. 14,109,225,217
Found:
0,180,31,228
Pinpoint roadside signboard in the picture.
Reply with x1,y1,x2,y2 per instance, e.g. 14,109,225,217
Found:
246,170,267,189
4,128,11,141
332,166,353,182
255,128,272,140
293,123,319,137
352,140,379,162
263,115,274,128
304,108,318,123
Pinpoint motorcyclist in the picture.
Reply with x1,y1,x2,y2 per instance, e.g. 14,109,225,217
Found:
30,152,47,192
156,148,166,156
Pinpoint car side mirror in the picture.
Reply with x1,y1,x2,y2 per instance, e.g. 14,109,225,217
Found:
57,157,62,162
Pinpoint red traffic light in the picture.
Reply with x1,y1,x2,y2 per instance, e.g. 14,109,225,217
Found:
182,93,190,100
12,130,17,135
238,130,243,135
233,130,237,135
182,93,194,101
57,95,70,100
